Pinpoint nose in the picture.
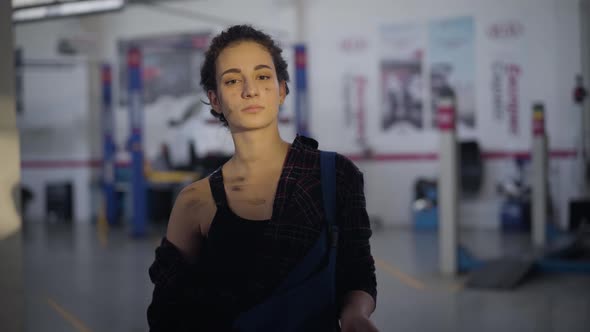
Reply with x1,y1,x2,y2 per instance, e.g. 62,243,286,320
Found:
242,77,259,98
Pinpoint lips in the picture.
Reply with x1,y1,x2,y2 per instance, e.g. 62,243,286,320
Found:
241,105,264,113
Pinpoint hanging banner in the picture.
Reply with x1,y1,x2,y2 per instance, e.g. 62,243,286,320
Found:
335,32,372,153
492,61,522,135
429,16,476,130
379,23,425,131
342,74,369,146
486,20,526,137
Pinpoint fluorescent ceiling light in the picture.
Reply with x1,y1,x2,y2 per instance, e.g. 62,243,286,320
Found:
13,0,125,22
13,0,81,9
12,6,47,21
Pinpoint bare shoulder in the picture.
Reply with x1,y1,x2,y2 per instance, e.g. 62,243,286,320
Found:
165,177,216,261
169,177,216,232
176,177,215,207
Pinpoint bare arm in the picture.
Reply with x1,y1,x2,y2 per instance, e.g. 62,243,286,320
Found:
147,179,215,331
165,185,207,263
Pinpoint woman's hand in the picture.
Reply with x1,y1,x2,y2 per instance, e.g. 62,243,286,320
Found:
340,313,379,332
339,290,378,332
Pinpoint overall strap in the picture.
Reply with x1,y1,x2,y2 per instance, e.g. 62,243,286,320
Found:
273,151,338,293
320,151,338,250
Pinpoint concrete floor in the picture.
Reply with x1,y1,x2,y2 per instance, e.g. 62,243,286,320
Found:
22,222,590,332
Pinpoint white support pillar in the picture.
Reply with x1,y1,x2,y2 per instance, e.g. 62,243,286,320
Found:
438,89,459,276
295,0,307,44
532,103,548,247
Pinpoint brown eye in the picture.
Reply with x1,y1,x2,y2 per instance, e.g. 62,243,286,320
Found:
225,79,239,86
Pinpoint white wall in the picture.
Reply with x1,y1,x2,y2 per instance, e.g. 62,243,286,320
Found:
17,59,100,222
14,0,298,223
14,18,87,59
14,0,583,228
307,0,582,228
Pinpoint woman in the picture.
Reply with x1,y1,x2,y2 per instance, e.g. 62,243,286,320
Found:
147,25,377,332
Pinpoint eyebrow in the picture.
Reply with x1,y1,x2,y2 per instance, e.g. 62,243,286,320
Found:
220,64,273,77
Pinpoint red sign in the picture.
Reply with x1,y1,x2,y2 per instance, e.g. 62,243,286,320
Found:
488,21,524,40
506,64,521,135
295,50,306,69
354,76,368,144
438,98,456,131
191,36,209,49
101,66,111,83
340,38,368,52
127,48,141,67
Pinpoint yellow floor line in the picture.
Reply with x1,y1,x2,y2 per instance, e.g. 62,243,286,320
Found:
450,279,465,292
374,257,426,291
97,225,109,249
96,204,109,248
46,298,94,332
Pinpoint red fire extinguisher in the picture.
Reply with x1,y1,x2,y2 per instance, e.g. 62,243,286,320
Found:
574,75,587,105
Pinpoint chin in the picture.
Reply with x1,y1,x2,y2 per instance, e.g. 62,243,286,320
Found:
230,117,277,132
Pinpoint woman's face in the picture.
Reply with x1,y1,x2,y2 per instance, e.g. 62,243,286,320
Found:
208,41,286,131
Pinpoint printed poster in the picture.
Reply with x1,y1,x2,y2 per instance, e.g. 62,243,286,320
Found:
379,23,426,131
429,17,476,129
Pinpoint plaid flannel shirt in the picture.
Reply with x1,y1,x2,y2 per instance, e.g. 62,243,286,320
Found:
148,134,377,330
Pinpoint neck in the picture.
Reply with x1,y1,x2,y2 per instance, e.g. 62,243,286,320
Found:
228,125,290,175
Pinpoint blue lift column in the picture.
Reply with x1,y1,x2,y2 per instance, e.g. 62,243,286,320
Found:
295,44,309,137
127,47,147,237
101,64,117,226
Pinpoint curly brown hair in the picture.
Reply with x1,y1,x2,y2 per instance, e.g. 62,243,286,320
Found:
200,25,290,126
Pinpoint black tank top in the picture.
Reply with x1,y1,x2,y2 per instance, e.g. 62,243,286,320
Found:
196,168,272,328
